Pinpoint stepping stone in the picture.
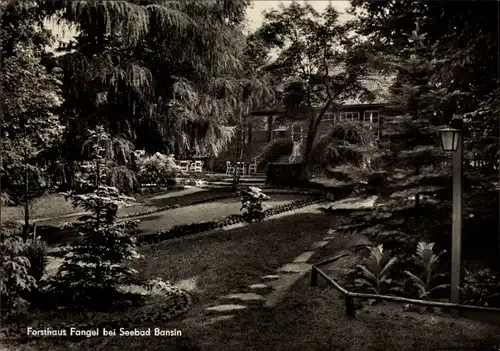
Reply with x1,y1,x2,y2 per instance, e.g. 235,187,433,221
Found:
265,271,309,308
249,283,269,290
206,304,247,313
278,263,312,274
262,275,280,280
311,241,329,249
293,251,316,263
223,293,264,302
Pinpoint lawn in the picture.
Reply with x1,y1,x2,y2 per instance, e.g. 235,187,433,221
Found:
1,186,198,223
22,188,237,228
7,212,337,350
6,212,499,351
35,194,310,248
136,194,311,235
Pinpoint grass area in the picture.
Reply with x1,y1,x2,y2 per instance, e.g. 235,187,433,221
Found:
136,194,310,235
0,193,86,222
35,194,309,247
145,188,235,208
186,275,500,351
132,212,329,303
6,212,500,351
8,213,336,350
1,187,195,222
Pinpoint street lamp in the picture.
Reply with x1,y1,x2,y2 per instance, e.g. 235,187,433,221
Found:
439,119,464,313
439,128,461,152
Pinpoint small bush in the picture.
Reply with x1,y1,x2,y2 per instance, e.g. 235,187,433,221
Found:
267,163,308,187
404,242,449,300
240,187,270,222
24,236,48,284
0,221,37,317
310,122,375,172
259,138,293,168
355,244,401,295
462,268,500,307
135,151,181,186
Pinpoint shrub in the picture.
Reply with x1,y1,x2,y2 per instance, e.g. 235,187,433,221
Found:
24,236,48,284
49,127,143,310
259,138,293,168
461,268,500,307
135,151,181,186
355,244,401,295
240,187,270,222
0,221,36,317
310,122,375,172
267,163,308,187
404,241,449,300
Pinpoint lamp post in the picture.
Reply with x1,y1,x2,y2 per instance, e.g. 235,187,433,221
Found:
439,121,463,313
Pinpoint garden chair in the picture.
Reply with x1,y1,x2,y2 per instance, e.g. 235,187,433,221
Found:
179,160,190,173
248,159,257,174
236,162,247,176
190,160,203,173
226,161,235,175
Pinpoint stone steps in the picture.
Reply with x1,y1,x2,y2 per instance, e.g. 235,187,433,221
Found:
203,230,339,320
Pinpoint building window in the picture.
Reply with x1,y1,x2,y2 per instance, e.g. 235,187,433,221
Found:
333,112,359,122
323,112,335,121
345,112,360,121
364,111,379,124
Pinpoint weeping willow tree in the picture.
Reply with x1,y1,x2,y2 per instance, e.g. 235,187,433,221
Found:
38,0,261,186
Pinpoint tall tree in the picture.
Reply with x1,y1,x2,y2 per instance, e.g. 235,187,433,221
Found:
38,0,258,187
349,0,499,164
1,41,64,238
255,2,372,180
370,24,451,212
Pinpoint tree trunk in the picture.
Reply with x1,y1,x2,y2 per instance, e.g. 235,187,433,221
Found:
267,116,273,142
299,131,315,181
232,130,243,188
22,165,30,240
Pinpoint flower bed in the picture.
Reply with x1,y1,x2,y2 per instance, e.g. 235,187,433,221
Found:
138,197,324,245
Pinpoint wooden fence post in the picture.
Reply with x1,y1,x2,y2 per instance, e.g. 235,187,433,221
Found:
311,267,318,287
345,295,355,318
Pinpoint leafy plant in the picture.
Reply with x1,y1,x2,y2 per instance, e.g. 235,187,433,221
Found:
461,268,500,307
50,127,143,309
240,187,270,222
355,244,400,295
259,138,294,168
404,241,449,300
135,151,181,186
0,221,36,317
24,236,48,284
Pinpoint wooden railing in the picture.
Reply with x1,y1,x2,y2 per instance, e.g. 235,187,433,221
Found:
311,253,500,318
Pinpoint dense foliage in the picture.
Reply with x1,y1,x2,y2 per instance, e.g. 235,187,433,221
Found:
259,137,293,168
134,151,181,187
0,221,39,317
310,121,375,174
254,2,372,179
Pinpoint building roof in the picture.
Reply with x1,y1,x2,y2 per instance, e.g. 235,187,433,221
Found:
250,71,394,116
